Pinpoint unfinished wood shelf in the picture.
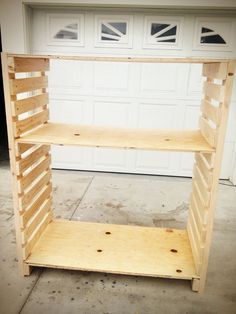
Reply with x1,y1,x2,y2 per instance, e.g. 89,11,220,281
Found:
16,122,214,153
26,220,198,280
2,53,235,293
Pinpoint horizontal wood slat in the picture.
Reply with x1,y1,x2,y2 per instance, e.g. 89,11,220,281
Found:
20,183,52,224
16,145,50,175
190,196,207,242
10,76,48,95
18,155,51,193
14,109,49,137
23,211,53,259
22,198,52,244
201,100,221,126
13,93,49,116
19,170,51,211
188,211,204,257
195,153,213,187
187,224,201,275
199,152,214,170
199,117,218,148
193,165,211,205
9,57,49,73
202,62,228,80
192,182,208,225
16,143,35,156
203,81,225,102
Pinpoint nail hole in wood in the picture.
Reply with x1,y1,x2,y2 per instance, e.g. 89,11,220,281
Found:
176,269,182,273
166,229,173,233
74,133,80,136
170,249,178,253
105,232,111,235
165,138,171,141
97,249,103,252
228,73,234,76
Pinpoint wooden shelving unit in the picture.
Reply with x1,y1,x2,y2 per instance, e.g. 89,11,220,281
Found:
1,53,235,293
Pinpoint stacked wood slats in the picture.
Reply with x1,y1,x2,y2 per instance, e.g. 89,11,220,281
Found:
3,55,53,267
187,61,235,291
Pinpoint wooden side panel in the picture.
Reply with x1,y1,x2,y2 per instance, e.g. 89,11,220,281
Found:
188,61,236,292
1,53,53,274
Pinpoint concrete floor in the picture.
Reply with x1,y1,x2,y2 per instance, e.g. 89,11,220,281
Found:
0,158,236,314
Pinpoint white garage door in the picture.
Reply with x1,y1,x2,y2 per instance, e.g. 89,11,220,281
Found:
30,8,236,178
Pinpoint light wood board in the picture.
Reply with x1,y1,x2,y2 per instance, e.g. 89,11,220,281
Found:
26,220,198,280
16,122,214,153
7,53,235,64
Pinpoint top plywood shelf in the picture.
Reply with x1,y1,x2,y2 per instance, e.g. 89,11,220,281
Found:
16,122,214,153
6,53,235,64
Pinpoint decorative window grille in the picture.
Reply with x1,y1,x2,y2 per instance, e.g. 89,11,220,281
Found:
47,14,84,47
143,16,183,50
95,15,133,48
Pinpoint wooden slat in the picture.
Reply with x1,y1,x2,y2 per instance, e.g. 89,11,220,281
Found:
16,145,50,175
13,93,49,116
23,211,53,259
16,143,35,156
201,100,221,126
188,211,204,260
192,182,208,225
190,196,207,241
202,62,228,80
18,155,51,193
195,153,213,187
14,109,49,137
22,197,52,244
20,183,52,223
199,117,218,148
199,152,214,170
203,81,225,102
10,76,48,95
19,170,51,211
9,57,49,73
193,165,211,206
187,224,202,275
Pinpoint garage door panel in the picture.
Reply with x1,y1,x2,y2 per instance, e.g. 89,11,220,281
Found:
93,148,128,170
137,103,176,129
92,100,130,127
49,99,85,124
187,64,203,97
93,62,130,92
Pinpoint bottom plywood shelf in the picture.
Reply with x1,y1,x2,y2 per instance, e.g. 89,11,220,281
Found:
26,220,198,280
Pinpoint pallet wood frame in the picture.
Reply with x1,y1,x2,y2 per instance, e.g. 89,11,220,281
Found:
1,53,235,292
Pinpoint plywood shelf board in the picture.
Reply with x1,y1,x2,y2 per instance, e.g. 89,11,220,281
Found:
6,53,235,64
16,122,214,153
26,220,198,280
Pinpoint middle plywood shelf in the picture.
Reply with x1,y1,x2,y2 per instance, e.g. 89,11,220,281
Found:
17,122,214,153
25,220,199,280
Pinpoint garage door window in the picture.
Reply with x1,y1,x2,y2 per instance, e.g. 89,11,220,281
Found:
95,15,133,48
193,17,233,51
143,16,183,50
47,14,84,46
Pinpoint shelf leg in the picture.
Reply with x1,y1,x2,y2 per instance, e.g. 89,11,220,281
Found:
191,278,201,292
22,262,32,276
